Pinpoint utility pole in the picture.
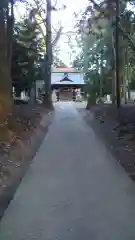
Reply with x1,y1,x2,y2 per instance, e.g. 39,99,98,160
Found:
115,0,120,108
44,0,53,108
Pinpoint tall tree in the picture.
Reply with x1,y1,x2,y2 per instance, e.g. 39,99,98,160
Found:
12,18,43,97
0,0,12,132
27,0,65,107
44,0,53,108
73,0,135,107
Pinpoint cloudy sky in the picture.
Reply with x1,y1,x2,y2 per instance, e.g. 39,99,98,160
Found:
15,0,88,66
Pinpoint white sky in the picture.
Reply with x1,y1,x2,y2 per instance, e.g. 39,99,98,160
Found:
15,0,88,66
52,0,88,31
15,1,134,66
51,0,88,65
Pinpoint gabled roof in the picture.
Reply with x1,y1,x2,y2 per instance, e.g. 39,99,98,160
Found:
52,81,83,85
51,70,85,85
60,77,73,82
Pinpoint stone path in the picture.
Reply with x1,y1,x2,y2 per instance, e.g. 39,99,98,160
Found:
0,102,135,239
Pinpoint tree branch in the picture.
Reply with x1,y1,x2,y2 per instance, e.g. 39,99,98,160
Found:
88,0,135,53
52,26,63,47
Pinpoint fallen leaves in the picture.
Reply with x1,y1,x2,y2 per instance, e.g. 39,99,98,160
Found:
83,104,135,179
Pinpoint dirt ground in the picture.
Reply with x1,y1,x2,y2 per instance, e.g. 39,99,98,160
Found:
0,104,53,219
78,103,135,182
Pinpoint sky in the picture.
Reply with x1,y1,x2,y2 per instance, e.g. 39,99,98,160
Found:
15,0,88,66
51,0,88,65
15,0,135,66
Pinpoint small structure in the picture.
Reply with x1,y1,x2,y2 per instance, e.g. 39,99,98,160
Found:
51,68,84,87
51,68,85,101
36,68,85,101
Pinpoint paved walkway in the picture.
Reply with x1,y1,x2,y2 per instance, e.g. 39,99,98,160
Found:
1,102,135,239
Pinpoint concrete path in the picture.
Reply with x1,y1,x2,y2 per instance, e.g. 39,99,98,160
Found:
0,102,135,239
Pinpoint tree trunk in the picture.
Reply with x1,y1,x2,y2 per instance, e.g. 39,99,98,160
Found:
125,48,130,101
44,0,53,109
7,0,14,68
100,50,103,99
127,64,130,101
111,31,116,104
0,3,12,139
7,0,14,101
15,87,21,98
115,0,120,108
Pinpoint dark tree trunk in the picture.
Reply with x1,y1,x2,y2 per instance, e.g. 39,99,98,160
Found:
0,2,12,140
44,0,53,109
111,30,116,104
6,0,14,101
7,0,14,67
115,0,120,108
15,88,21,98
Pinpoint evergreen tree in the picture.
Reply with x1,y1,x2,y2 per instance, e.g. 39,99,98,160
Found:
12,18,43,97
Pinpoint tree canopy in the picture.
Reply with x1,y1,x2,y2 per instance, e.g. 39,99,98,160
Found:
72,0,135,105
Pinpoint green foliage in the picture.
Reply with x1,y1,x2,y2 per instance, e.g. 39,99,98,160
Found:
73,0,135,103
53,55,67,68
12,18,44,96
72,53,84,70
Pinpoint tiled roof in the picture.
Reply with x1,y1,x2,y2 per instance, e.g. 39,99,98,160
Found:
51,72,84,85
52,68,81,73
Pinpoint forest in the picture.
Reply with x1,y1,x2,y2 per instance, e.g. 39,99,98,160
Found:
72,0,135,107
0,0,67,142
